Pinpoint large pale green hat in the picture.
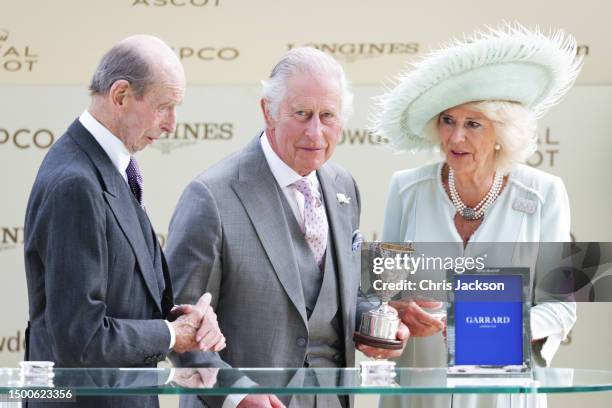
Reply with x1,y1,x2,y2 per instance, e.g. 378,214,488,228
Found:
373,23,583,151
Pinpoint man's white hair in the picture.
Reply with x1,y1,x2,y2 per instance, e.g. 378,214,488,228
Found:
261,47,353,123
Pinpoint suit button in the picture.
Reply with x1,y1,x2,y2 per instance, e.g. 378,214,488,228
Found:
333,354,343,362
296,337,307,347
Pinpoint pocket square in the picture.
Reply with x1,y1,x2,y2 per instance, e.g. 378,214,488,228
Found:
352,230,364,252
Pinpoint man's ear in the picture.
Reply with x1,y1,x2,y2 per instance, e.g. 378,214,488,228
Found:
109,80,131,109
260,98,274,127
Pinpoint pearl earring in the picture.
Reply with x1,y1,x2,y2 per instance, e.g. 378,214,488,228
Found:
494,143,501,151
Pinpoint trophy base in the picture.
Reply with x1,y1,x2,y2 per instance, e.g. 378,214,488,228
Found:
353,332,403,350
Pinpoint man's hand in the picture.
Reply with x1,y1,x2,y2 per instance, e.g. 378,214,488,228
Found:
171,293,226,354
237,394,285,408
171,368,219,388
357,322,409,359
167,303,193,322
390,299,444,337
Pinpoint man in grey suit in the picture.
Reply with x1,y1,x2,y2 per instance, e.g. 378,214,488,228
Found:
166,47,408,408
24,35,225,408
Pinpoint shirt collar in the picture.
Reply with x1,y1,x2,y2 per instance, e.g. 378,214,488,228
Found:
260,132,320,191
79,109,131,180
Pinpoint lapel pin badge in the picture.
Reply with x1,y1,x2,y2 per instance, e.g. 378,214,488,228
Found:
512,197,537,214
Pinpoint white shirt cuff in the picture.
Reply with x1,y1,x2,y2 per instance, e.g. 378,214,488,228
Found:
222,394,247,408
540,335,562,366
165,320,176,350
221,376,257,408
530,303,575,366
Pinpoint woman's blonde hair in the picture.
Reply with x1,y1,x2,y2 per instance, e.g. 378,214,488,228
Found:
422,101,538,174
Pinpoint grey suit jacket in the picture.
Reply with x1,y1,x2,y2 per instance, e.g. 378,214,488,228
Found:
166,134,361,407
24,119,174,408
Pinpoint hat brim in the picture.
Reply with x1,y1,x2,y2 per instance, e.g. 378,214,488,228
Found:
404,62,551,138
374,24,583,152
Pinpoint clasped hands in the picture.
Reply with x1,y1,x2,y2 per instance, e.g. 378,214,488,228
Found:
168,293,226,354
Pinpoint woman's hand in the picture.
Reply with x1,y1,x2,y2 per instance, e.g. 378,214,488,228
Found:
390,299,445,337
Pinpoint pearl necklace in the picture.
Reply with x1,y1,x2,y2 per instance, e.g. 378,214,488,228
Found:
447,167,503,220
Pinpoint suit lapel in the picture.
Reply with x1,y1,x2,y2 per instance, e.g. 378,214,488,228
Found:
230,136,308,327
103,191,162,310
318,165,356,337
68,120,162,312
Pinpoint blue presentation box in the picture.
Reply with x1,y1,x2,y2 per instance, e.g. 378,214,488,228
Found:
447,268,531,371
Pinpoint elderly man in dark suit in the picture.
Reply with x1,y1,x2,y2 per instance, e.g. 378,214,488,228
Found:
23,35,225,408
166,47,409,408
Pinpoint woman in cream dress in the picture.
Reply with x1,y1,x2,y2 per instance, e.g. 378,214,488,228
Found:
373,23,583,408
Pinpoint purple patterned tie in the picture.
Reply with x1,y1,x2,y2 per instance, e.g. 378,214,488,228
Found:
293,178,328,268
126,156,144,209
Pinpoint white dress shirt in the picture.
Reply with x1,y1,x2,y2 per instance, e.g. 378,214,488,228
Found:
78,110,176,351
260,131,322,228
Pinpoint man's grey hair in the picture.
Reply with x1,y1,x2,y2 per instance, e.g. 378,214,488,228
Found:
423,101,538,174
261,47,354,123
89,42,155,99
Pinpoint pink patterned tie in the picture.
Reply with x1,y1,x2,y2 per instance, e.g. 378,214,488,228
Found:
293,178,328,268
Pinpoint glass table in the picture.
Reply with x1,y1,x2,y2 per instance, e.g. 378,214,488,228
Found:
1,367,612,396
